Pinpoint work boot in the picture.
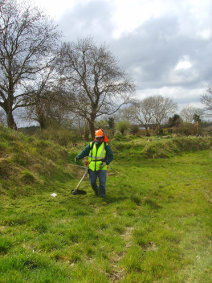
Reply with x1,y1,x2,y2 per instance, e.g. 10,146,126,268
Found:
91,187,98,196
94,188,98,196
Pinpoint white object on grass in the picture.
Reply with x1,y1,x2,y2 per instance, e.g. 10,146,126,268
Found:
51,193,57,197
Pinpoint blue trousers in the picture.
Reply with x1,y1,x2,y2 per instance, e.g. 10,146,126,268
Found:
89,170,107,197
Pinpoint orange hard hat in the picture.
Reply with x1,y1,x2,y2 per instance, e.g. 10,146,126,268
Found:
95,129,104,138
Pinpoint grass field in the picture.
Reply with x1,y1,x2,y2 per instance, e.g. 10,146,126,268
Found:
0,128,212,282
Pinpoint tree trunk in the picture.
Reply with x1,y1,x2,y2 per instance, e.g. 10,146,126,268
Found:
84,123,90,141
156,124,163,135
7,110,17,130
38,115,48,130
144,124,150,136
89,119,95,140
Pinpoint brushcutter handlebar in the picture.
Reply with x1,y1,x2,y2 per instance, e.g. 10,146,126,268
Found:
100,162,106,169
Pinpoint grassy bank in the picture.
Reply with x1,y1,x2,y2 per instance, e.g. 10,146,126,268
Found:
112,135,212,159
0,125,77,197
0,127,212,282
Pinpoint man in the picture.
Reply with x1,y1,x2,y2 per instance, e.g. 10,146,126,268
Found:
75,129,113,197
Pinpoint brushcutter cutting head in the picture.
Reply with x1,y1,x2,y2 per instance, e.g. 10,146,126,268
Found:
71,164,88,196
71,189,87,195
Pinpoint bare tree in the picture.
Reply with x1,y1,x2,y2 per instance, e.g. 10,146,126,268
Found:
115,104,137,124
21,68,70,129
132,97,155,135
180,105,204,123
201,88,212,116
23,90,67,129
0,0,60,129
57,38,135,139
150,96,177,133
131,96,177,135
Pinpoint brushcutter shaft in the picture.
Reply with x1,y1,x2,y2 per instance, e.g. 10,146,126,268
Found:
74,166,88,191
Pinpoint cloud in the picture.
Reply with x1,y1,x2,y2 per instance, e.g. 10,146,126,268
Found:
110,15,212,92
136,86,205,110
55,0,212,109
58,0,114,42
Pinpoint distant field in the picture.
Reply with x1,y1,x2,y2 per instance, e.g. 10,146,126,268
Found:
0,127,212,282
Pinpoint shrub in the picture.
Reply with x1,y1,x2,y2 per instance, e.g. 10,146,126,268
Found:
35,127,78,146
116,120,130,135
130,125,140,135
142,136,211,158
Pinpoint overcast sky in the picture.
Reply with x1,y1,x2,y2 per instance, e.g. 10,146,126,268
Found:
26,0,212,111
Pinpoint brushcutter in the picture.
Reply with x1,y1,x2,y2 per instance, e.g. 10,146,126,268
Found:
71,161,89,195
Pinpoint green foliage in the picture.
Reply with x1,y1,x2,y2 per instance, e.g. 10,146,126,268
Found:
35,126,78,146
107,117,115,129
167,114,183,127
193,113,201,123
116,120,130,135
130,124,140,135
169,122,201,136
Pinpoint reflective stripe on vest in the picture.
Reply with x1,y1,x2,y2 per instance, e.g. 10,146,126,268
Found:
88,142,107,171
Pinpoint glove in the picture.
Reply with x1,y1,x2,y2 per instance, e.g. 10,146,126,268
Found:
100,162,106,169
74,156,79,163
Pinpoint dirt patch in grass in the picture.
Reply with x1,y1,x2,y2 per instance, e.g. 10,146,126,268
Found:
144,241,158,252
121,226,135,248
0,226,6,232
106,227,135,281
107,267,126,282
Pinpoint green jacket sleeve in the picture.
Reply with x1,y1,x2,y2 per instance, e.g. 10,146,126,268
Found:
105,144,113,165
76,144,90,160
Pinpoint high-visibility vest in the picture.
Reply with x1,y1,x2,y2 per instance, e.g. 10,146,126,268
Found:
88,142,107,171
